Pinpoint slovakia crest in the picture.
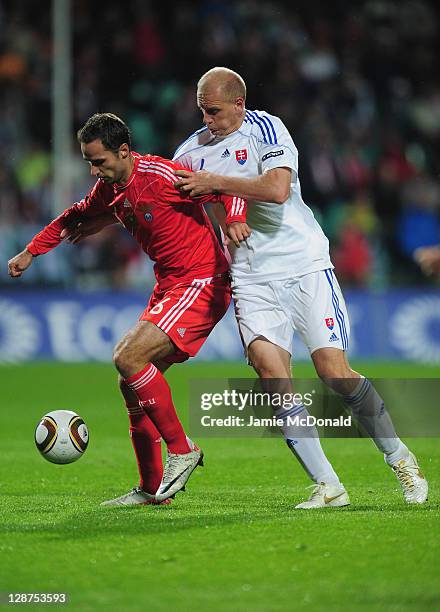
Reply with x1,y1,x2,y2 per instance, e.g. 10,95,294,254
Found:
235,149,248,165
325,317,334,330
144,212,153,222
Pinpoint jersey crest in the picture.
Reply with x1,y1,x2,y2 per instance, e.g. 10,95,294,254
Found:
235,149,248,165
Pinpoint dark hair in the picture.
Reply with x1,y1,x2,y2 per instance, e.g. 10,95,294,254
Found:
77,113,131,152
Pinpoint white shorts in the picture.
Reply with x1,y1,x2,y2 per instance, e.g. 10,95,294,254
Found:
232,268,350,357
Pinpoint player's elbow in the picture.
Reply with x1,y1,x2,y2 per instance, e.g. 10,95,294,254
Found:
272,185,290,205
264,169,292,204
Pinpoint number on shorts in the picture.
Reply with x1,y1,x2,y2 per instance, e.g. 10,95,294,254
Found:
149,297,171,315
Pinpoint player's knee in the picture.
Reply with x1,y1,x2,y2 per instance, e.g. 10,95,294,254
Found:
315,360,357,391
113,336,159,378
112,341,133,376
255,365,277,378
250,356,278,379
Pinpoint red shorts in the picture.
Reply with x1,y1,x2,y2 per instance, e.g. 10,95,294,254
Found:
140,273,231,363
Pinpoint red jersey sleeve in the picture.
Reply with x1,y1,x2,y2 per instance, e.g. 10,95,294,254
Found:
163,185,247,224
194,193,246,224
27,180,116,256
215,194,247,225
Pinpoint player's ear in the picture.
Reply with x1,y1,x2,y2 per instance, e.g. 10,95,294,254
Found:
119,143,129,159
235,97,245,111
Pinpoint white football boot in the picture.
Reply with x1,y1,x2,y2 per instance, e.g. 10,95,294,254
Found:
295,483,350,509
101,487,169,507
391,451,428,504
155,448,204,502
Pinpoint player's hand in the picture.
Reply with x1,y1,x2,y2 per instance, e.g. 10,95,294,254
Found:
174,169,219,196
60,215,116,244
226,222,252,247
414,246,440,277
8,248,34,277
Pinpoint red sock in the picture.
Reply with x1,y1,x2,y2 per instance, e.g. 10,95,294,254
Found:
125,364,191,454
126,403,163,494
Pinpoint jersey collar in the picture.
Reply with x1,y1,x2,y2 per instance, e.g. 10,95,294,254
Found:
212,114,250,142
114,152,141,192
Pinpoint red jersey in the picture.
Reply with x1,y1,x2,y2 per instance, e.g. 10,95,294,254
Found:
27,154,246,291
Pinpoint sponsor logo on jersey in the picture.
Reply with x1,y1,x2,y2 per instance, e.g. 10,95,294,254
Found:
123,198,132,208
177,327,186,337
262,150,285,162
325,317,334,330
235,149,248,165
144,212,153,222
221,149,230,158
329,332,339,342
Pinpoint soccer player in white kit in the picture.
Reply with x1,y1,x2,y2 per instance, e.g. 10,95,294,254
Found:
174,67,428,507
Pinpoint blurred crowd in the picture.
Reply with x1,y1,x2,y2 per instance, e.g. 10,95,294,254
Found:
1,0,440,290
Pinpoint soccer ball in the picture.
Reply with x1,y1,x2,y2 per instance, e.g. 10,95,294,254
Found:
35,410,89,464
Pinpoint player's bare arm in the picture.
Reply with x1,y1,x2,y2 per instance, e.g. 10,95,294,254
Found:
8,248,34,277
174,167,291,204
414,245,440,277
60,214,118,244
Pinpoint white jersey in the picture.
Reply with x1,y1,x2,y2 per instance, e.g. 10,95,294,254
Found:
173,109,332,286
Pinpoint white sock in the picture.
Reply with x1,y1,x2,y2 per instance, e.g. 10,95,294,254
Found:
342,377,409,465
274,403,342,486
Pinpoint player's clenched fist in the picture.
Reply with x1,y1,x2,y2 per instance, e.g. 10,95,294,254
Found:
414,246,440,277
8,248,34,277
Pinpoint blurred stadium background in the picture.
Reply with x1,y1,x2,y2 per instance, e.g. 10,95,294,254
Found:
1,0,440,362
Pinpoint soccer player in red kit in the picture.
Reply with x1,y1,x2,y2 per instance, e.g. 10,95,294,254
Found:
8,113,249,505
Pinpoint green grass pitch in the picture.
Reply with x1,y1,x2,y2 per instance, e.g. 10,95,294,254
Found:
1,361,439,611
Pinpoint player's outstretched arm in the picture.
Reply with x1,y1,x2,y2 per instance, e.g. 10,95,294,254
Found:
60,214,118,244
8,209,116,278
8,248,34,278
174,168,291,204
24,179,116,258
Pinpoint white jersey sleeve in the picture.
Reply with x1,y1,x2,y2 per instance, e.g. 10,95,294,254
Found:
258,117,298,177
